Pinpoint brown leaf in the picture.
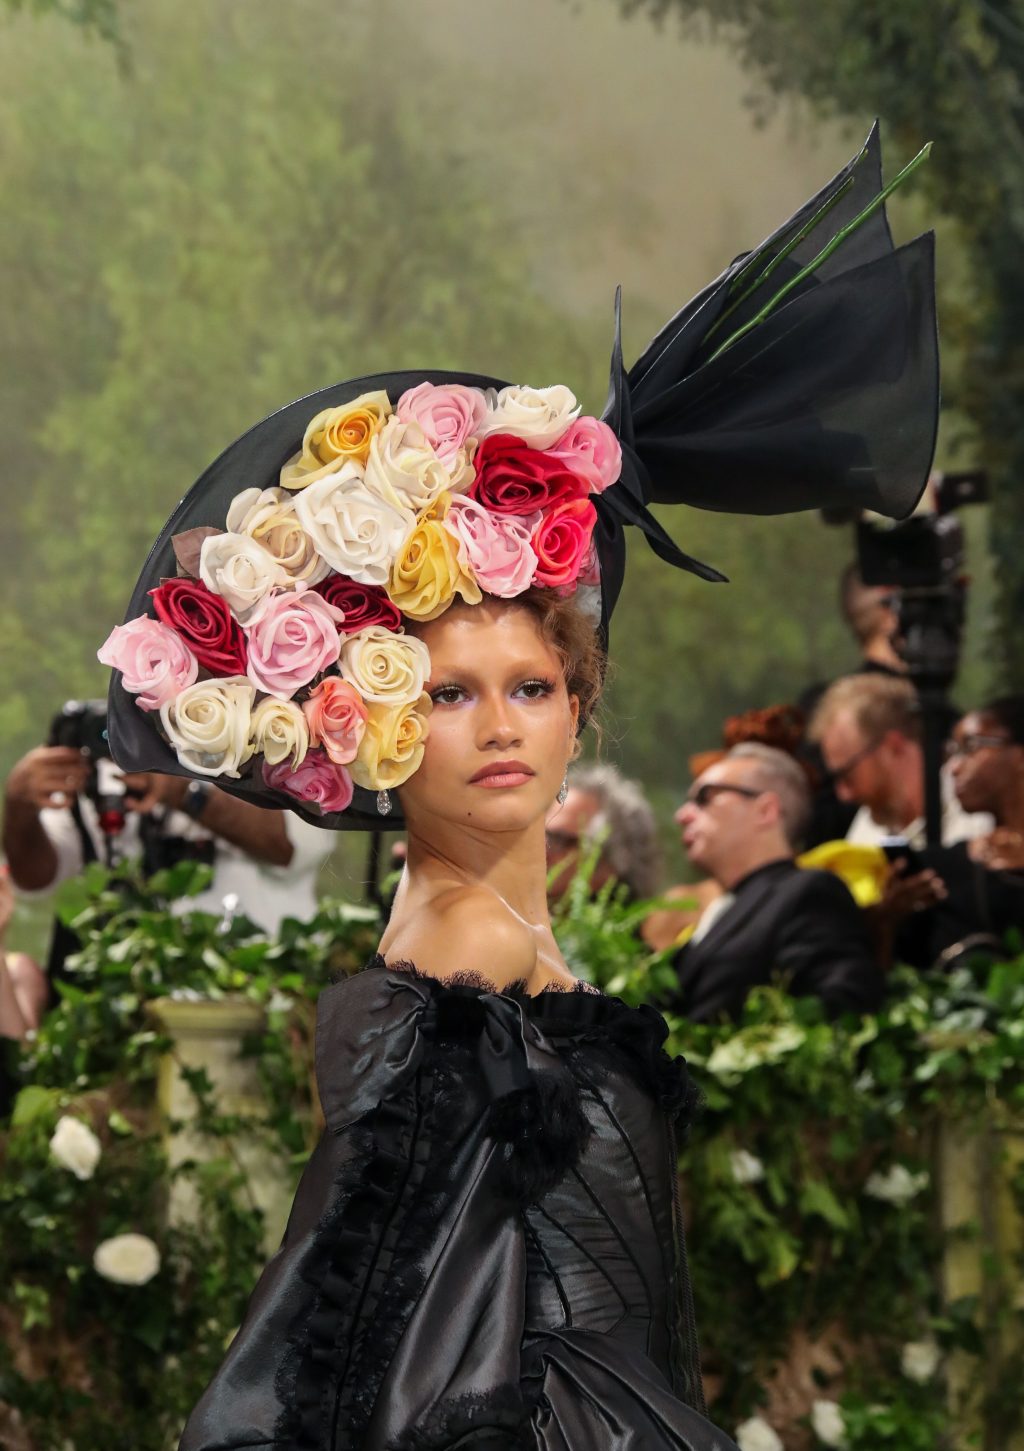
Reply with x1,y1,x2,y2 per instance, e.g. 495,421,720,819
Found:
172,526,222,578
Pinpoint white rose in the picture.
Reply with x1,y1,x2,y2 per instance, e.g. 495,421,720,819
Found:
93,1232,161,1286
249,697,309,769
864,1163,929,1205
339,626,430,707
810,1400,847,1448
225,486,329,587
901,1338,941,1383
292,461,414,587
49,1115,101,1181
364,417,471,514
735,1415,784,1451
730,1149,766,1185
477,383,581,449
160,676,255,778
199,531,288,625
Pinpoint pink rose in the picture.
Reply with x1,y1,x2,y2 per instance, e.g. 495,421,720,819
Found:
302,677,368,765
98,616,198,711
245,585,345,700
396,382,487,468
263,748,354,813
531,498,597,589
443,496,537,598
543,416,622,493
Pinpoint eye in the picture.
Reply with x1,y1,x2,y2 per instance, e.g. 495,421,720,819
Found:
429,682,466,706
516,677,556,700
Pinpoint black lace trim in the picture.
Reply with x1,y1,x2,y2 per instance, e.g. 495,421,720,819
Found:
369,952,603,997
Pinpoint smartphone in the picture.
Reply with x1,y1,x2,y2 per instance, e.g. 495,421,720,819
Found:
879,837,924,874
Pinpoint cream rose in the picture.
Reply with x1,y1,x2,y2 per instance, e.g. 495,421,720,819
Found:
199,532,289,625
387,494,482,622
49,1115,102,1181
249,697,309,769
160,676,255,778
364,416,472,513
477,383,580,449
93,1232,161,1286
292,461,414,587
279,390,392,488
350,694,432,791
225,487,329,587
339,626,430,707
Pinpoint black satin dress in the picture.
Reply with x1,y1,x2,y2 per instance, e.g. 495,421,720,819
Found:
179,960,738,1451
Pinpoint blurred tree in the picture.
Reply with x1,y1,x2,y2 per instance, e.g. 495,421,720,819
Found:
622,0,1024,684
0,0,119,41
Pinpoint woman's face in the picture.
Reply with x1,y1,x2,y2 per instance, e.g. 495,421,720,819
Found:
399,600,579,835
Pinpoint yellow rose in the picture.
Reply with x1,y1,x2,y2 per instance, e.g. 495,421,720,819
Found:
350,694,432,791
387,494,482,622
280,391,392,488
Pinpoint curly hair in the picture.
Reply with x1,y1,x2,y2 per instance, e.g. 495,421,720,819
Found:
514,587,606,730
566,763,661,900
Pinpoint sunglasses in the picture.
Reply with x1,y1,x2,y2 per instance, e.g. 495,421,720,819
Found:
686,783,764,809
825,736,883,784
945,734,1013,760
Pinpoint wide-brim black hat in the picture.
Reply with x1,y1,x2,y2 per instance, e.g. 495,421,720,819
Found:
107,123,938,831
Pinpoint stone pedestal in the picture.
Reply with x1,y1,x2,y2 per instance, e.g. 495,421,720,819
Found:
149,997,293,1253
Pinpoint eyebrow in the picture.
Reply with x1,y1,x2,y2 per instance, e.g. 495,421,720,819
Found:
426,658,556,687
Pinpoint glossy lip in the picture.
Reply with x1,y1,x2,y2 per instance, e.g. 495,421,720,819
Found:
469,759,536,788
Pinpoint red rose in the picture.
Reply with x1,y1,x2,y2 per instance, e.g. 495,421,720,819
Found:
469,433,590,516
313,576,402,633
150,577,248,675
531,498,597,589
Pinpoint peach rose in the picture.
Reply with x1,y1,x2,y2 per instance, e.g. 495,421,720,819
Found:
302,677,368,765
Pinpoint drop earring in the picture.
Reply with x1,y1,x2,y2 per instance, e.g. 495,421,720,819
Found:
556,776,569,806
376,789,392,816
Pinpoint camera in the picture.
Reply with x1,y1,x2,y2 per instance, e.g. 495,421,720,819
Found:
47,699,111,761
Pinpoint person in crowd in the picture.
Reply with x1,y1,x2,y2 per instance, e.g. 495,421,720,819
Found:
667,744,883,1022
545,763,660,905
0,865,48,1118
808,673,991,848
3,740,333,943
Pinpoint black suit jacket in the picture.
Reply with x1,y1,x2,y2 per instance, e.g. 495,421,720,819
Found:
671,859,883,1024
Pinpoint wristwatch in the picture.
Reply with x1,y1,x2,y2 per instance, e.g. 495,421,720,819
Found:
181,781,211,822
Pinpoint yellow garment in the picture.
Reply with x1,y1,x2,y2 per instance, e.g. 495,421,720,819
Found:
797,840,889,907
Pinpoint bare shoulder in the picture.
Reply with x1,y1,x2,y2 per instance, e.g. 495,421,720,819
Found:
383,886,538,991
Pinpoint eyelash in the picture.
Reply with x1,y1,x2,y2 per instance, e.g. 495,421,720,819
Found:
429,677,557,706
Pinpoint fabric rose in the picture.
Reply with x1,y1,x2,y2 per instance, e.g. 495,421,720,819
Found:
93,1233,161,1286
388,494,482,621
279,390,392,488
350,694,432,791
338,626,430,707
302,677,367,765
98,616,198,711
469,434,590,517
543,415,622,493
160,676,255,778
292,461,414,586
199,532,288,625
477,383,580,448
150,577,248,675
49,1116,102,1181
443,495,537,597
263,748,354,814
364,416,471,512
225,486,329,587
396,381,487,469
249,697,309,769
244,585,345,699
313,576,402,633
530,497,596,589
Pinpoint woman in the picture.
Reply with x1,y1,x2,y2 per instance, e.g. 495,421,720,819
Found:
101,126,938,1448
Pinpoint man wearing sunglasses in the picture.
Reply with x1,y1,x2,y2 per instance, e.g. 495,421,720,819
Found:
668,744,882,1023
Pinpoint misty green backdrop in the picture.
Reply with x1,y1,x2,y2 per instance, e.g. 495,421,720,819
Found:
0,0,995,937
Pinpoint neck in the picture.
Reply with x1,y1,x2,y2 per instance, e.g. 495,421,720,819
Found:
862,637,904,671
713,840,792,892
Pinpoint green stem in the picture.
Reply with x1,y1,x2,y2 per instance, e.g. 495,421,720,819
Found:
706,142,932,364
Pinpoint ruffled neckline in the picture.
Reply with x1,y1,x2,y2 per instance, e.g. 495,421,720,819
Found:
368,953,604,1002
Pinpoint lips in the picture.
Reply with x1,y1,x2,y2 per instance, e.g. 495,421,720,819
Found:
469,759,535,787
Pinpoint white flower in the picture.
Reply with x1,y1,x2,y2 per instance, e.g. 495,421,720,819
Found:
864,1163,929,1205
810,1399,846,1447
267,990,294,1015
706,1024,806,1082
199,532,289,625
160,676,255,778
730,1149,766,1185
292,461,414,586
364,416,472,513
477,383,581,448
49,1115,101,1181
225,486,329,587
735,1415,784,1451
249,696,309,769
93,1232,161,1286
901,1338,941,1383
339,626,430,707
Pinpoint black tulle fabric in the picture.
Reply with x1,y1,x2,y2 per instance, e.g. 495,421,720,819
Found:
107,124,937,833
177,962,737,1451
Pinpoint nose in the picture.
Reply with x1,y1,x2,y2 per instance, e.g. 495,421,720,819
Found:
833,776,855,803
675,801,695,827
478,693,523,752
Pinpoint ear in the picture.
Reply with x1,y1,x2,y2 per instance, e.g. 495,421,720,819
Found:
568,693,580,737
